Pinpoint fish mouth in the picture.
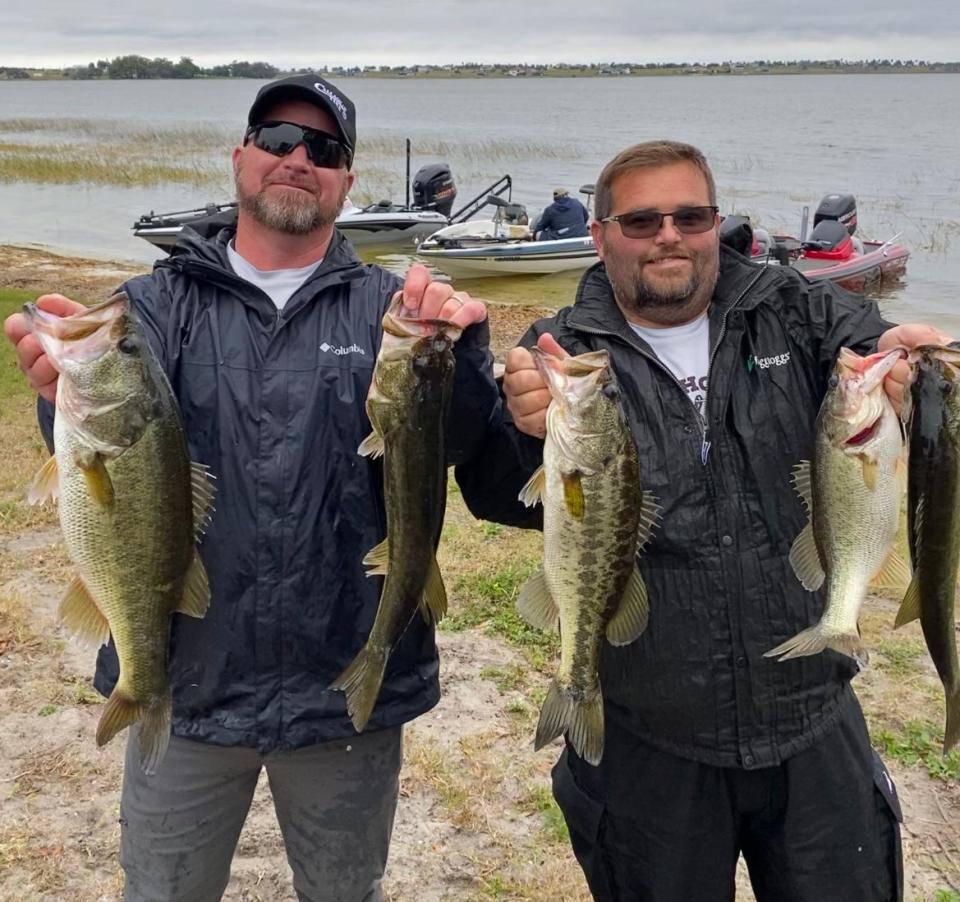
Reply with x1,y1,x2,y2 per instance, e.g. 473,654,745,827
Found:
845,417,880,446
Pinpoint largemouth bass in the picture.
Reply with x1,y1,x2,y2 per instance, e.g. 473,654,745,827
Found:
517,348,658,766
896,345,960,753
24,293,214,774
767,347,909,663
330,299,461,732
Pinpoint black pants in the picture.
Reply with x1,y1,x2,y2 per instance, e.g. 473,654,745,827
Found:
553,699,902,902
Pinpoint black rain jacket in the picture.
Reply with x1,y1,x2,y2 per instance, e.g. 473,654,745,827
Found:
456,247,893,769
45,225,500,752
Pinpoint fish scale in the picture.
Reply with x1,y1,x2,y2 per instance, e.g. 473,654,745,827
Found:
767,347,908,663
518,348,657,766
896,347,960,753
25,293,213,775
329,301,461,733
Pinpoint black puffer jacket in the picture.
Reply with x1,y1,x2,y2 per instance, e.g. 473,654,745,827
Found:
456,247,892,769
49,225,500,752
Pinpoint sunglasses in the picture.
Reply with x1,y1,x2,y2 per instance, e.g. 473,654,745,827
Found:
243,121,351,169
601,205,719,239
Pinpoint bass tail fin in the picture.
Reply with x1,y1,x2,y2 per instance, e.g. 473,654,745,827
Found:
330,645,388,734
96,688,172,775
765,625,868,666
944,687,960,756
534,680,604,766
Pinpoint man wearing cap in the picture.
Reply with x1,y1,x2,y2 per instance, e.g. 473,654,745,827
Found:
5,73,499,901
532,186,590,241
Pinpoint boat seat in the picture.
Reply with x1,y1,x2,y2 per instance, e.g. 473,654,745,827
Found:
719,214,753,257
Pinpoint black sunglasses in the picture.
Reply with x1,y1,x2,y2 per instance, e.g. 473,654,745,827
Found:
243,121,351,169
601,205,719,239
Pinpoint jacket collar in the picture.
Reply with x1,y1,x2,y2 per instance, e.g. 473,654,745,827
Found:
161,222,367,289
155,224,375,326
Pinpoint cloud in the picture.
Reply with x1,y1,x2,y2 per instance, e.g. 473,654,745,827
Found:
1,0,958,68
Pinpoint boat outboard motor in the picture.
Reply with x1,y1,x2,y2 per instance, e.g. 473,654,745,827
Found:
412,163,457,217
803,219,854,259
813,193,857,236
718,214,754,257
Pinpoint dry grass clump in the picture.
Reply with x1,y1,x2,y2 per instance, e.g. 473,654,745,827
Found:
0,586,45,660
9,746,83,797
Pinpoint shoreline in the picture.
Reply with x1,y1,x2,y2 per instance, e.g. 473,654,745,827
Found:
5,67,959,82
0,243,549,360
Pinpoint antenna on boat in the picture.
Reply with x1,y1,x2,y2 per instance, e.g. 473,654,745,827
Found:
799,205,810,243
405,139,411,210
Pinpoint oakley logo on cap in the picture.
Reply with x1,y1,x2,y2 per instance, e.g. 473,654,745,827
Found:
314,83,348,121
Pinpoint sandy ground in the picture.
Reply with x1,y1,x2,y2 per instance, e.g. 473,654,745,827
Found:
2,244,959,901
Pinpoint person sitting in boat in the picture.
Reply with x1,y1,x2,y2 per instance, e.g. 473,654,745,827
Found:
532,187,589,241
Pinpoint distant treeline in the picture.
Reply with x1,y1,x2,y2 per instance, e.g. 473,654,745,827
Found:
1,57,959,81
0,56,279,80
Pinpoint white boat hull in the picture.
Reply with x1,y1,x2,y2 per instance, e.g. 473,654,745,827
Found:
416,219,597,278
133,206,450,252
337,210,449,247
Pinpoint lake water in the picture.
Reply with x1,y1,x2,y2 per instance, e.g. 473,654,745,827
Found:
1,75,958,331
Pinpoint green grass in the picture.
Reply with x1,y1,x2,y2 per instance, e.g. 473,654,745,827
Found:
0,290,37,402
520,784,569,844
479,664,529,693
874,721,960,780
874,636,926,678
0,151,224,187
442,562,558,654
935,890,960,902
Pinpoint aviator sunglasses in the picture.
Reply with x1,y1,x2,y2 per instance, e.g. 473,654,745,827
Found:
243,121,351,169
601,205,719,239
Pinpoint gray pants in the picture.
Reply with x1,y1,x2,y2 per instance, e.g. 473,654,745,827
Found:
119,725,403,902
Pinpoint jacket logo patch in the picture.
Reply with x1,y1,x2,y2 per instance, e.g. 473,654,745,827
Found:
746,351,791,372
320,342,366,356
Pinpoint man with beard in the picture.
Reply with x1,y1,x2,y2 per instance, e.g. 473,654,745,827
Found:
5,74,498,901
455,140,949,901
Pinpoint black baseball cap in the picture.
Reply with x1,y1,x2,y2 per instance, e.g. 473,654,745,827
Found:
247,74,356,165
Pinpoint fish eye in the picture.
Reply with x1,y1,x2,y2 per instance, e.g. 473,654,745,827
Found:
601,383,619,400
117,335,140,355
828,374,839,389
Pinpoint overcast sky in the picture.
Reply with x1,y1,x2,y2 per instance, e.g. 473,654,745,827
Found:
3,1,959,68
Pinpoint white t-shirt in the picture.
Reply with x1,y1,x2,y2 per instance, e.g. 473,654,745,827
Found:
227,244,323,310
629,310,710,416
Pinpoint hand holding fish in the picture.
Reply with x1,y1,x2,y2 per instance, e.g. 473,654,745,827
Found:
504,333,568,439
396,262,486,328
878,323,955,415
4,293,86,402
